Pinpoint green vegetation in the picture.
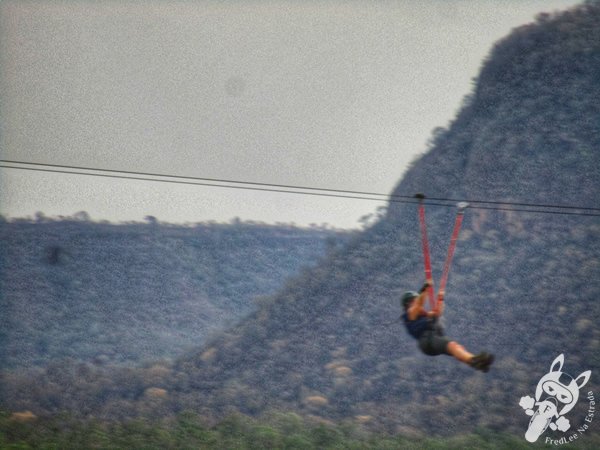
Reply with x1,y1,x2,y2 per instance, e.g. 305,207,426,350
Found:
3,410,587,449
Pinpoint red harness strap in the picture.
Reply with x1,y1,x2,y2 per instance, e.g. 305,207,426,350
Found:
416,196,468,311
417,195,435,310
436,204,467,308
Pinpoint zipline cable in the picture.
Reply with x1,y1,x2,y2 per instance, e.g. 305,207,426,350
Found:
0,163,391,203
4,159,600,212
0,159,399,200
2,160,600,217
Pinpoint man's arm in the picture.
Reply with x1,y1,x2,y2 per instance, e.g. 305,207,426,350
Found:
407,281,432,320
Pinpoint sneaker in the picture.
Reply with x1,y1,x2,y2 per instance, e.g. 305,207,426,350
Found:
470,352,494,372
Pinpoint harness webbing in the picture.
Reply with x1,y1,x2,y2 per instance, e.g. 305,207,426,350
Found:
417,197,435,310
436,206,466,308
416,195,468,311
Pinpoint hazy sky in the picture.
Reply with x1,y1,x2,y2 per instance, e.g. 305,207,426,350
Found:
0,0,580,228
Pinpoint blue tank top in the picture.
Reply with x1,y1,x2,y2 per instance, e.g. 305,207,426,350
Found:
402,312,433,340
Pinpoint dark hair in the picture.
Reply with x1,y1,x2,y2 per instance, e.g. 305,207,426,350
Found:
401,291,418,309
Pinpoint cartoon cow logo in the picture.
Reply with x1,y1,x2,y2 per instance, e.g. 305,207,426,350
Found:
519,354,591,443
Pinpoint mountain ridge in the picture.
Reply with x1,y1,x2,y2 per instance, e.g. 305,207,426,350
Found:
0,218,348,368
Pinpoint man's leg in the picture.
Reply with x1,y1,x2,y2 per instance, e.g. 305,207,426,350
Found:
447,341,473,363
447,341,494,371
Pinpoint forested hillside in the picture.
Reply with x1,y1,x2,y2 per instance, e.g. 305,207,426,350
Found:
0,217,348,368
157,4,598,436
2,2,600,446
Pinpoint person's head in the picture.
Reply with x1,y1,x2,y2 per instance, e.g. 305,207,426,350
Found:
401,291,419,310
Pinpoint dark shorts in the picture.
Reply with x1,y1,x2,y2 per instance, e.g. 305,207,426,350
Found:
418,328,451,356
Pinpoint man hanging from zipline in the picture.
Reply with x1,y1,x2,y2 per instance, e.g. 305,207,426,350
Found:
402,194,493,372
401,282,493,371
